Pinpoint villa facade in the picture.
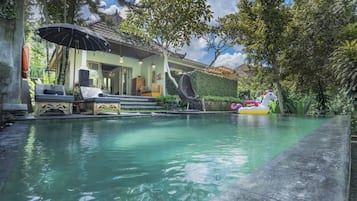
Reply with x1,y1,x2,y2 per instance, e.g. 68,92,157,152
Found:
50,21,207,97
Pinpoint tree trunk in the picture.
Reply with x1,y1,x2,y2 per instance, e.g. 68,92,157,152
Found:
163,50,178,88
57,47,68,85
275,80,285,114
272,61,285,114
317,79,327,114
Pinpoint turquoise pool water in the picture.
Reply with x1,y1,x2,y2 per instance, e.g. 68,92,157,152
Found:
0,114,327,201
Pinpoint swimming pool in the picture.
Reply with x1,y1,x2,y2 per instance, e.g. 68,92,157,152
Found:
0,114,328,200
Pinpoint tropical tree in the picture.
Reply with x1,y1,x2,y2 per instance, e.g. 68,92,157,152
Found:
221,0,291,113
201,19,234,67
330,41,357,104
120,0,212,89
283,0,354,113
26,0,101,85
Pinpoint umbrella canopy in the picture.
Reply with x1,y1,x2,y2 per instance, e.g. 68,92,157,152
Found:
36,23,110,88
36,23,110,51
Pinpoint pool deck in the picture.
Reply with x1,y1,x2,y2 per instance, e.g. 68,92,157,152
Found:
213,115,351,201
12,110,229,121
0,114,352,200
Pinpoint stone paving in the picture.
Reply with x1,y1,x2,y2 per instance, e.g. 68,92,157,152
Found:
350,142,357,201
0,123,30,191
213,115,351,201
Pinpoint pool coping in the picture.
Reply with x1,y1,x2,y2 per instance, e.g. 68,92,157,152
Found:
212,115,351,201
0,123,30,191
12,111,231,122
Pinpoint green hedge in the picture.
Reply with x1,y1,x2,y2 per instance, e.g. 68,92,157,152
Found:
166,70,237,97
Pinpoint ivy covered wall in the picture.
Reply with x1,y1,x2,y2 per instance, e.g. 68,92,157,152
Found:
166,70,237,97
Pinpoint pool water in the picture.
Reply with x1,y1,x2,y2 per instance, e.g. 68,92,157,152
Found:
0,114,327,201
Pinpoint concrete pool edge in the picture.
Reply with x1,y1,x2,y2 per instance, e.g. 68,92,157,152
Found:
0,123,30,191
213,115,351,201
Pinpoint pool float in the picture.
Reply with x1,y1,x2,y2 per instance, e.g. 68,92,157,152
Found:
232,90,277,115
230,103,243,111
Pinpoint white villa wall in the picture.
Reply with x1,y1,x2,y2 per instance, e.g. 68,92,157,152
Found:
68,50,165,93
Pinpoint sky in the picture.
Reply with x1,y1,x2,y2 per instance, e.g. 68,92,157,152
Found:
94,0,245,68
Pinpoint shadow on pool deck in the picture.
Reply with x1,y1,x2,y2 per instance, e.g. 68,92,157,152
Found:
212,115,351,201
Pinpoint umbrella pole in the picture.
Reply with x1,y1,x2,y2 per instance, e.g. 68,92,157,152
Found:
73,48,76,92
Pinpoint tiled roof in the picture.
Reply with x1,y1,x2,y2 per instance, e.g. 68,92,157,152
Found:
87,21,206,70
88,21,163,54
235,64,252,77
207,66,237,80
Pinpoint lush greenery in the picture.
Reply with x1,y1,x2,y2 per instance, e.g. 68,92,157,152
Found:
121,0,213,87
221,0,291,113
222,0,356,115
24,0,356,116
189,71,237,97
156,94,241,111
0,0,17,19
25,0,102,85
165,71,237,97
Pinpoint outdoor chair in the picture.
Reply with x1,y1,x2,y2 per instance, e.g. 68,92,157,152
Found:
34,84,74,116
178,74,205,111
79,86,121,115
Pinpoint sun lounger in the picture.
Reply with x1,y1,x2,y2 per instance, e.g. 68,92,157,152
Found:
34,84,74,116
79,86,121,115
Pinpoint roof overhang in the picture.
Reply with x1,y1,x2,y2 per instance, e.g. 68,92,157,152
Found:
168,56,207,71
87,22,207,71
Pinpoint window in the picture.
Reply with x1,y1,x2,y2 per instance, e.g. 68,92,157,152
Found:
88,62,101,88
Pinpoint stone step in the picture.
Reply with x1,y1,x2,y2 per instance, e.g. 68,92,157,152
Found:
122,105,164,110
121,101,158,106
118,95,162,110
118,95,156,102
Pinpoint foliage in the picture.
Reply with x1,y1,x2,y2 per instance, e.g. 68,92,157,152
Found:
34,0,100,24
203,96,241,103
201,18,234,67
278,89,311,115
26,0,102,85
28,78,36,107
28,42,47,80
338,22,357,41
120,0,213,88
283,0,354,114
221,0,292,114
236,65,273,100
189,71,237,97
165,71,237,97
0,0,16,19
327,92,354,115
65,86,80,98
121,0,212,48
156,95,179,109
165,71,180,95
330,40,357,101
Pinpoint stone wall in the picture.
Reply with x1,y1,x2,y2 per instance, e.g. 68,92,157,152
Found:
0,0,24,105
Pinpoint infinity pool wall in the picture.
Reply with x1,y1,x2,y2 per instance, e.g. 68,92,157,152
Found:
213,115,351,201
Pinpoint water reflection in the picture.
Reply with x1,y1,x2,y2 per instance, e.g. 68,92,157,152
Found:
0,115,327,201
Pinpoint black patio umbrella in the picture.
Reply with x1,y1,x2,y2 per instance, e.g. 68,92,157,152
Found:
36,23,110,51
36,23,110,87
